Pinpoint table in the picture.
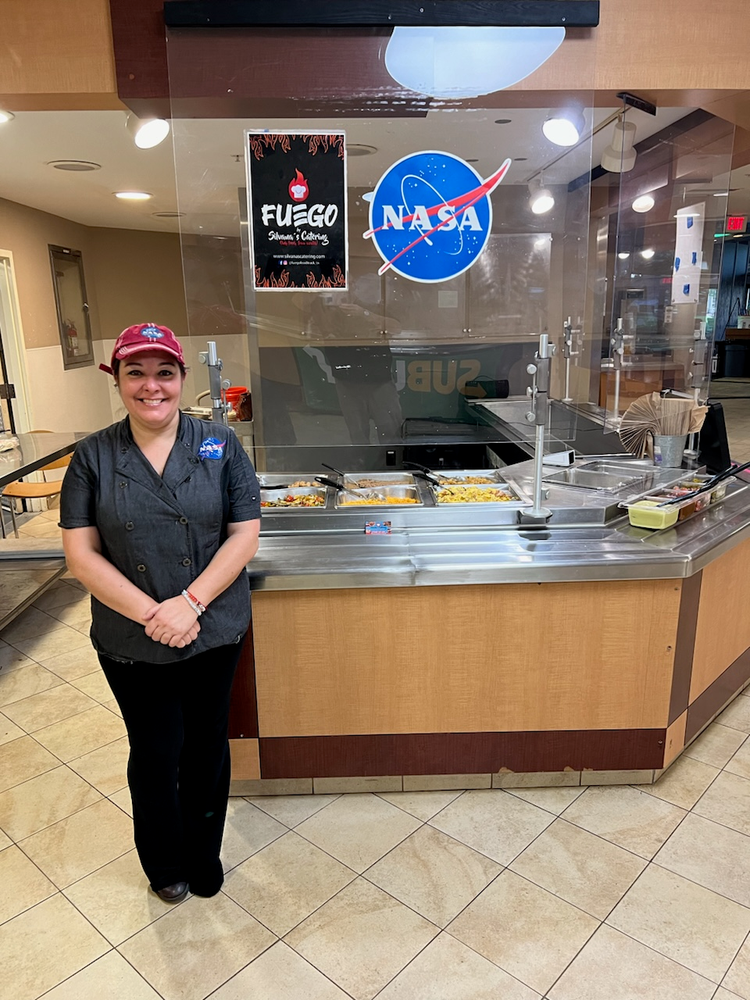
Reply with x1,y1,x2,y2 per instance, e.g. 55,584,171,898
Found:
0,431,85,489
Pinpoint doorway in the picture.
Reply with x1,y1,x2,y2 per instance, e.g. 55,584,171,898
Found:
0,251,31,433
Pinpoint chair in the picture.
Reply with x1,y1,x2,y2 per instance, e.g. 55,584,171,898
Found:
0,431,72,538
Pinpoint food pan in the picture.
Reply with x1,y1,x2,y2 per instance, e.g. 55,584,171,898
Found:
434,482,523,504
342,473,415,489
260,487,327,509
428,468,505,486
337,486,422,507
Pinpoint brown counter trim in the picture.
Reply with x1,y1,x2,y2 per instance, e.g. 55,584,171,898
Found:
258,729,666,779
669,571,702,725
685,646,750,742
227,621,259,739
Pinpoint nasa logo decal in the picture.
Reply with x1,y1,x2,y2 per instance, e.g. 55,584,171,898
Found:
364,152,511,283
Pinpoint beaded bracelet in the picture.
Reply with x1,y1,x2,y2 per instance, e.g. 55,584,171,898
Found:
181,589,206,616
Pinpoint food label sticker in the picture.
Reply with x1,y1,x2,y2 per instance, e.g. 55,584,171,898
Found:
365,520,391,535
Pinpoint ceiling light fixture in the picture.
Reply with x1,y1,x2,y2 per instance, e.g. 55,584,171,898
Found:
618,251,630,259
640,248,656,259
632,194,655,213
48,160,101,172
347,144,378,157
601,117,637,173
125,113,170,149
114,191,152,201
152,211,184,218
0,110,15,124
528,179,554,215
542,109,585,147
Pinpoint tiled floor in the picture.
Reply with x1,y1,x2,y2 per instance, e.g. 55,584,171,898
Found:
4,517,750,997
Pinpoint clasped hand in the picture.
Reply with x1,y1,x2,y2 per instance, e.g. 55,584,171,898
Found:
143,596,200,648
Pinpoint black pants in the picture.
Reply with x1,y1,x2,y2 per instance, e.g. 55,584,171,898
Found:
99,638,244,894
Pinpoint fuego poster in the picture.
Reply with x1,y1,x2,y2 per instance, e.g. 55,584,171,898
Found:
246,131,348,291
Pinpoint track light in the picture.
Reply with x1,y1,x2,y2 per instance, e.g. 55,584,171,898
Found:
601,118,637,173
528,179,555,215
542,109,585,147
125,113,170,149
0,109,15,124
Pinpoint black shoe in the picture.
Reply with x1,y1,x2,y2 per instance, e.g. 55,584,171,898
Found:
152,881,189,903
189,861,224,898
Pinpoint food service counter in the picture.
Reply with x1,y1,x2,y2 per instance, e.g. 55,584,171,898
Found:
227,457,750,796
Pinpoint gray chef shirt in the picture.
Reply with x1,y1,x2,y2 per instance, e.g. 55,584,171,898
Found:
60,412,262,663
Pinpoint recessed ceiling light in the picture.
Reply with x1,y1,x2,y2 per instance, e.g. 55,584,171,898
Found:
152,211,184,218
713,192,729,197
618,251,630,259
514,157,528,162
465,158,479,163
114,191,152,201
494,119,512,124
0,110,15,124
347,144,377,156
632,194,655,213
640,248,656,259
49,160,101,172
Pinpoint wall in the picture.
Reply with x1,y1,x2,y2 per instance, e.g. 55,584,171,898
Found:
0,199,187,433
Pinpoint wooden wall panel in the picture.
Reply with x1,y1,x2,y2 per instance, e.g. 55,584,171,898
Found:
252,581,680,737
691,538,750,703
229,738,260,780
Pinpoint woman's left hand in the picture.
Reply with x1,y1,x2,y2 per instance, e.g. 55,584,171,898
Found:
143,596,200,645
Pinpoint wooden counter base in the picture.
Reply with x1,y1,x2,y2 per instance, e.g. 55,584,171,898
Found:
228,538,750,792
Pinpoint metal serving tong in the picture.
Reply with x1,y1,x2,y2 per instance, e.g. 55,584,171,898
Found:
321,462,346,478
403,461,441,486
314,476,389,503
656,461,750,506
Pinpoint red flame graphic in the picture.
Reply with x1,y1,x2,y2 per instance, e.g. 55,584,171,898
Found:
288,169,309,202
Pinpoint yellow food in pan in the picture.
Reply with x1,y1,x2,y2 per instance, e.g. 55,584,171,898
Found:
261,494,325,507
438,475,496,485
340,497,419,505
437,486,514,503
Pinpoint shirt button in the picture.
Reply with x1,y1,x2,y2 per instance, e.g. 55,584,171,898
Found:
191,458,199,465
119,482,127,489
179,516,188,525
182,558,192,567
137,564,146,572
125,521,134,531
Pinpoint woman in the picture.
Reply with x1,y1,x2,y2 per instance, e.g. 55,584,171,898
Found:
60,323,261,903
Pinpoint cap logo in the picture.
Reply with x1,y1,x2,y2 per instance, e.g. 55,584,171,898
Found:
140,325,164,341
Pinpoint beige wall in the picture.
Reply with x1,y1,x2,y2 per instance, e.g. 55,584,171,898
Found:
0,198,188,433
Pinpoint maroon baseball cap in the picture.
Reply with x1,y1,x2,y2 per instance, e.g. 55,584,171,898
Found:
99,323,186,375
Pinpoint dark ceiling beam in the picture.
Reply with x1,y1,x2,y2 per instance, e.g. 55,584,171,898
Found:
163,1,600,28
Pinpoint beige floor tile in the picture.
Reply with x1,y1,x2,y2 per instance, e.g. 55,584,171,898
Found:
655,814,750,907
0,764,102,840
221,797,287,872
32,581,86,613
718,696,750,733
0,709,24,745
3,682,96,732
548,924,716,1000
41,644,101,681
248,792,341,828
19,796,133,888
286,877,438,1000
0,735,59,793
18,518,63,539
562,785,686,859
110,786,132,816
0,644,36,674
45,601,92,630
378,932,541,1000
448,869,597,995
120,892,276,1000
33,704,127,761
724,935,750,999
0,606,67,643
510,818,646,919
70,669,114,704
505,784,586,815
639,754,721,810
224,830,355,936
40,950,161,1000
0,826,11,850
11,624,91,664
0,662,63,708
693,771,750,836
716,989,746,1000
0,893,109,1000
0,844,56,923
366,824,501,927
295,793,421,873
210,941,350,1000
64,849,180,946
68,736,129,795
725,740,750,781
376,790,462,822
608,864,750,983
104,697,123,718
685,724,747,768
429,789,553,865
